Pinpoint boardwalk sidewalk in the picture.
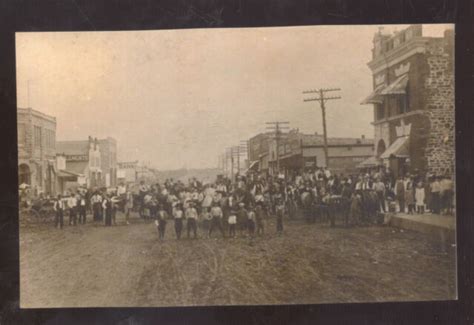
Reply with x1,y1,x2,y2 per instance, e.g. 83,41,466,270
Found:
384,212,455,244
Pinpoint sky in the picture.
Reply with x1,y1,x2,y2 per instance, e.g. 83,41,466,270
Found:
16,24,452,170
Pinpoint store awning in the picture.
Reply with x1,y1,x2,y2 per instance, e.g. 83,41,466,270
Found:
356,156,383,169
360,84,385,105
380,74,409,95
57,170,82,179
245,160,259,174
380,136,410,159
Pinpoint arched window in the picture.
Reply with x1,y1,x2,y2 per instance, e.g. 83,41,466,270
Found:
19,164,31,185
377,139,386,158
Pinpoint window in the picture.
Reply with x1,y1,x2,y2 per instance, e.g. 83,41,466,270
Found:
51,131,56,149
397,84,409,115
376,103,385,120
37,164,42,186
18,124,26,144
44,129,51,148
400,32,406,43
397,95,407,114
34,126,42,147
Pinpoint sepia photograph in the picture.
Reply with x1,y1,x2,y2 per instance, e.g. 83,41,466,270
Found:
16,24,455,308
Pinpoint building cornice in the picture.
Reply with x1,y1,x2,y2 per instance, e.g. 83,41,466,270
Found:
17,107,57,124
302,143,374,148
368,38,431,75
371,110,425,125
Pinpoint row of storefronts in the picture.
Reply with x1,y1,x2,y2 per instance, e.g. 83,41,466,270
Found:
17,107,118,196
246,129,374,177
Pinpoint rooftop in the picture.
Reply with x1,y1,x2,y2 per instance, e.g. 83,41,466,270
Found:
17,107,56,123
301,135,374,147
56,140,90,156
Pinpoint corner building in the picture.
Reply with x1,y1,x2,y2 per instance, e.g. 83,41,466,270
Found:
361,25,454,178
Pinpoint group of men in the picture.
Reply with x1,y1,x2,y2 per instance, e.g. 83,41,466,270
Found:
48,165,454,234
52,185,134,229
135,177,281,240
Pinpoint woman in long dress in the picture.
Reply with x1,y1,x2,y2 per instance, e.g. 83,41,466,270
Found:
102,195,112,226
405,178,416,214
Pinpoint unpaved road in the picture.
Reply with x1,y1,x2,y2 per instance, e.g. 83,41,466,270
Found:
20,213,456,307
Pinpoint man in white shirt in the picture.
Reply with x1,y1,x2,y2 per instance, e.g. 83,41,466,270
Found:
324,168,331,179
91,192,102,221
67,195,77,226
185,203,198,239
117,182,127,196
373,178,386,212
53,195,65,229
209,203,225,238
78,193,87,224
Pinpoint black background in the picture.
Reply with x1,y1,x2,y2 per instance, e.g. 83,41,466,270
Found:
0,0,473,324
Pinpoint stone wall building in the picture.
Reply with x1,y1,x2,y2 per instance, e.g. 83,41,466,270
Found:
17,107,57,196
361,25,454,178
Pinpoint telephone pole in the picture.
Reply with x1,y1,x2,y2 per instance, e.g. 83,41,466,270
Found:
225,147,233,179
230,145,244,180
303,88,341,168
265,121,290,175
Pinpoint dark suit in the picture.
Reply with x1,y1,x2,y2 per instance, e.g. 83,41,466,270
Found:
395,180,405,213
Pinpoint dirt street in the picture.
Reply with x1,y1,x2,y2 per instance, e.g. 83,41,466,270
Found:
20,213,456,307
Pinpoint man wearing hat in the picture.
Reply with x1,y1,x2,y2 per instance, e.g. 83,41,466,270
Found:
394,175,406,213
430,175,441,214
53,194,65,229
185,202,198,239
209,202,225,238
237,202,248,236
373,177,386,213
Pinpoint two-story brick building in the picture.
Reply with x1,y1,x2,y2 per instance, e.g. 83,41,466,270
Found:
56,137,103,192
17,107,57,196
361,25,454,178
98,137,118,187
247,132,273,175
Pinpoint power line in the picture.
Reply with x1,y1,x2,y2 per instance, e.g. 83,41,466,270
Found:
265,121,290,174
302,88,341,168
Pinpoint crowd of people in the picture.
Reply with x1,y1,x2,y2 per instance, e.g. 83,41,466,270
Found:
44,165,454,240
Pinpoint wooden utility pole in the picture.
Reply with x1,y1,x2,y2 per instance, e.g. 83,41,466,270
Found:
303,88,341,168
230,146,243,180
266,121,290,175
236,146,240,174
225,148,232,179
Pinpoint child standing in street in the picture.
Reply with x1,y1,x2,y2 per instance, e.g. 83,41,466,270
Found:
275,199,285,235
247,207,256,238
156,205,168,241
415,181,426,214
228,209,237,238
185,202,198,239
173,203,184,240
255,204,265,236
